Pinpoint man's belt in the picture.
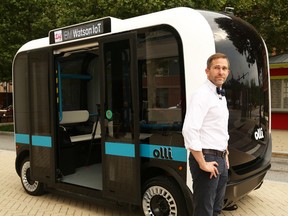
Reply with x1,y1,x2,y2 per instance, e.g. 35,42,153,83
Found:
202,149,227,158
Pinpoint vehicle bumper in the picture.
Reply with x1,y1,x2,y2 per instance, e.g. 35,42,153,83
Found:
224,163,271,207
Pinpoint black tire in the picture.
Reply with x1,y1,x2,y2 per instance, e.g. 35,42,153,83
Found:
20,157,45,196
142,176,188,216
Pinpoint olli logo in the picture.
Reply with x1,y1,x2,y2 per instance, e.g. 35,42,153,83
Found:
254,127,264,140
153,147,173,160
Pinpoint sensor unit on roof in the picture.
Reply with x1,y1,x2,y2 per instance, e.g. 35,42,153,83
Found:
49,18,111,44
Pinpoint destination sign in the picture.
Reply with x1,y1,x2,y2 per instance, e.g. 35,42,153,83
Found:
49,18,111,44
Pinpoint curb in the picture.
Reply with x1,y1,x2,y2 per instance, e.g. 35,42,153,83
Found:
272,151,288,158
0,131,14,135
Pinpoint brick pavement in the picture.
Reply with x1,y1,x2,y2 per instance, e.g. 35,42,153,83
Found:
271,129,288,157
0,150,137,216
221,181,288,216
1,149,288,216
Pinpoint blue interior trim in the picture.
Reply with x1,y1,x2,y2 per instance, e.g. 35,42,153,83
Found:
57,62,63,122
61,73,92,80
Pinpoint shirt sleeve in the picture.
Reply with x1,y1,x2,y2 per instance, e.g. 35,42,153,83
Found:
182,91,209,151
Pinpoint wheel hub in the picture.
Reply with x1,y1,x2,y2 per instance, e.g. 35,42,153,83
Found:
150,195,170,215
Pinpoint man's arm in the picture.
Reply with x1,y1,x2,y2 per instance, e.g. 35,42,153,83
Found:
190,149,219,179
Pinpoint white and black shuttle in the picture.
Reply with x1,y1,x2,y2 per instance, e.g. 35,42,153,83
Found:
13,7,271,215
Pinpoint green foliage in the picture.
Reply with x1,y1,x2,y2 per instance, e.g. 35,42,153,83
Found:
95,0,194,18
0,0,287,82
0,124,14,132
0,0,57,81
229,0,288,52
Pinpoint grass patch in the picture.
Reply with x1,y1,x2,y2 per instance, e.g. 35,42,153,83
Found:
0,124,14,132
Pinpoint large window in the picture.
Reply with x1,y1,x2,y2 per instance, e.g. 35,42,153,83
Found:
271,78,288,111
137,27,184,145
13,53,30,134
14,50,52,135
29,50,51,135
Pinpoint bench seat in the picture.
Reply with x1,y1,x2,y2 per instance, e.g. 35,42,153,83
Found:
70,134,101,142
60,110,101,142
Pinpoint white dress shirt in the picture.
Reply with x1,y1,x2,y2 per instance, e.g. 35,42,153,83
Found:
182,79,229,152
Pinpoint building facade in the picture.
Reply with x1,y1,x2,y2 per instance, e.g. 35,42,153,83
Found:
0,81,13,109
270,53,288,130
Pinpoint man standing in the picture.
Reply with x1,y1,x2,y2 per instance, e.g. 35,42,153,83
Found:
182,53,230,216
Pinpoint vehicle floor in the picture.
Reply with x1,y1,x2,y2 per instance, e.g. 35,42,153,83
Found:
61,163,102,190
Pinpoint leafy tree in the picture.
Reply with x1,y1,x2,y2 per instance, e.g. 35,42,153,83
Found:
0,0,57,81
225,0,288,53
1,0,287,82
95,0,194,18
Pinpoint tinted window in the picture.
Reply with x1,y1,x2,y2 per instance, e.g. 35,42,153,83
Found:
137,27,185,147
13,53,30,134
29,50,51,135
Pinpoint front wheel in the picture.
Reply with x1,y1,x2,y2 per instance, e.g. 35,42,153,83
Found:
142,176,188,216
20,158,45,196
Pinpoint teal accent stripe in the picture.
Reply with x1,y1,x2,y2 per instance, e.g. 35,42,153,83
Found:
61,74,92,80
15,133,29,144
32,135,52,148
105,142,135,157
58,62,63,122
140,144,187,162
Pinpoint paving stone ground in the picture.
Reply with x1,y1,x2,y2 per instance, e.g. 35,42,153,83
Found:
1,150,288,216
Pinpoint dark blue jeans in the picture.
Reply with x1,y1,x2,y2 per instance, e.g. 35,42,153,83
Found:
189,153,228,216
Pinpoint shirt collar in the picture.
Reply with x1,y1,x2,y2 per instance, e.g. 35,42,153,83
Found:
206,79,218,93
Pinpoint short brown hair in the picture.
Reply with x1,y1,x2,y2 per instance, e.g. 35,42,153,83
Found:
207,53,230,69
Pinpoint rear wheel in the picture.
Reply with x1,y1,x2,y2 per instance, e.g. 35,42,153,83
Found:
20,157,45,196
142,176,188,216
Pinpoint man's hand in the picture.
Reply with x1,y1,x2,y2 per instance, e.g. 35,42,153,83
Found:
190,149,219,179
200,161,219,179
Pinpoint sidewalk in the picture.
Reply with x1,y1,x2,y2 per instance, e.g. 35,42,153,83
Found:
271,129,288,157
0,150,136,216
221,180,288,216
1,150,288,216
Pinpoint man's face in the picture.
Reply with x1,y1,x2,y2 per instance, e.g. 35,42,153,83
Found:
205,58,230,87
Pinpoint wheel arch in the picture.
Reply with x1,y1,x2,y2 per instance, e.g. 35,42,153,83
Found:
15,150,30,176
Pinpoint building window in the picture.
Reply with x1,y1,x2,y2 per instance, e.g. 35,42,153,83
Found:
271,78,288,112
